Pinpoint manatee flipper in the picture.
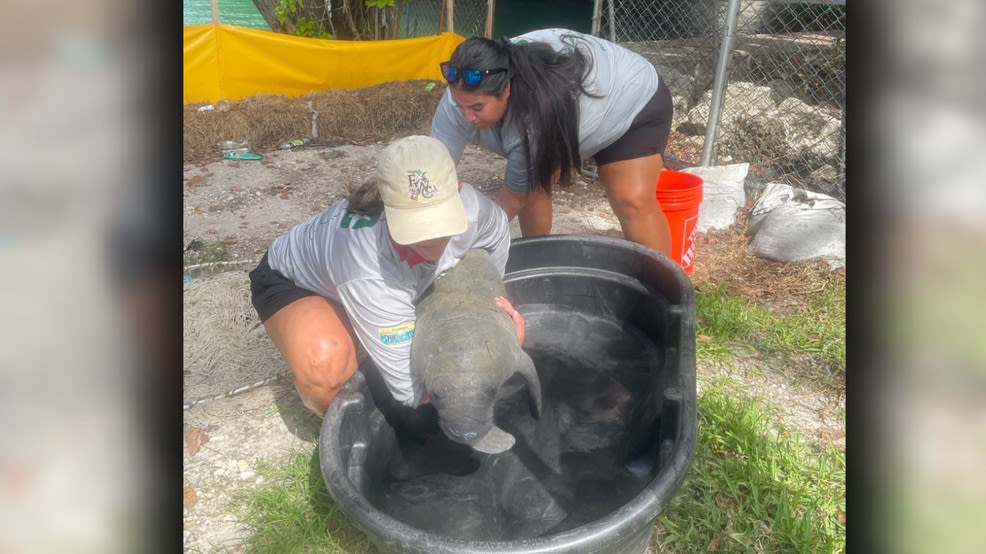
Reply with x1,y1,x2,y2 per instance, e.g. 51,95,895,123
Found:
516,350,542,419
471,424,516,455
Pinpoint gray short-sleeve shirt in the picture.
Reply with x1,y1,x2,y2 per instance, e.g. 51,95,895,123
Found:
431,28,659,194
266,183,511,405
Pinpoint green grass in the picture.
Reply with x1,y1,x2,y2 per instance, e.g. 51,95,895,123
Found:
235,449,374,553
655,378,846,553
695,279,846,378
184,237,228,265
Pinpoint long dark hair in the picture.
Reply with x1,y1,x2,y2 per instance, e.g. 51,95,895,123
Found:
448,34,597,192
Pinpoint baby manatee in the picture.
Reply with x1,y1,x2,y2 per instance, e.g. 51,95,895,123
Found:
412,249,541,454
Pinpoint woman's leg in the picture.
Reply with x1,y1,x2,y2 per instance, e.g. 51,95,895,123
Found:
495,186,553,237
262,296,361,417
598,153,672,256
594,76,673,255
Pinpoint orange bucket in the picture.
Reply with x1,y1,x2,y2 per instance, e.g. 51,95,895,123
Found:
656,170,703,273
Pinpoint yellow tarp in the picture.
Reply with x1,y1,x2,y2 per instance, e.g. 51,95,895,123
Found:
183,24,464,104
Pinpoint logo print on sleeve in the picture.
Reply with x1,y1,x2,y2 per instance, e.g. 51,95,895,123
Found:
379,322,415,346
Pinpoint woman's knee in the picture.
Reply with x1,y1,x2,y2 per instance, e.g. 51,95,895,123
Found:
598,155,664,218
297,336,358,392
608,186,659,219
495,186,529,220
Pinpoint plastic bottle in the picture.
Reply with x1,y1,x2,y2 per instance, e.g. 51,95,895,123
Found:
218,140,262,160
218,140,250,154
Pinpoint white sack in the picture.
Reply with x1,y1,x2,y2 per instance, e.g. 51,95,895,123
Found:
747,182,846,268
681,163,749,232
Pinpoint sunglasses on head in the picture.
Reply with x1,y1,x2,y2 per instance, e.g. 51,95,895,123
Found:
440,62,508,87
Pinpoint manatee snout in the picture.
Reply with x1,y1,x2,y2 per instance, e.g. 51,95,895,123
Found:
439,416,517,455
430,388,514,454
432,369,540,455
439,420,481,443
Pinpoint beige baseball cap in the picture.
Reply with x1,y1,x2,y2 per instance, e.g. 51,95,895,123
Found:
377,135,467,245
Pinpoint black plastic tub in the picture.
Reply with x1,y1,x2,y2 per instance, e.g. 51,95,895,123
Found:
319,235,696,553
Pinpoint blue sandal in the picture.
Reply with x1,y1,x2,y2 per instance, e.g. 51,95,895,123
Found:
223,150,263,160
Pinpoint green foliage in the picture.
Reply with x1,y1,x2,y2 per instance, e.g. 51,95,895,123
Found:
270,0,401,40
295,18,333,39
275,0,334,39
274,0,301,24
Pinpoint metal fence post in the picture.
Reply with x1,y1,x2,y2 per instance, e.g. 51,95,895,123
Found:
701,0,742,167
591,0,602,36
607,0,615,42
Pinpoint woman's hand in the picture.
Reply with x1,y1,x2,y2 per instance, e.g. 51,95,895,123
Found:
494,296,525,345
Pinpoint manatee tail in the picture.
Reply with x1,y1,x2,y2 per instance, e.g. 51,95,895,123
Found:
516,351,542,419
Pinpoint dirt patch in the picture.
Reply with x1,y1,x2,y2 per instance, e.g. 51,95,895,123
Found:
182,83,844,553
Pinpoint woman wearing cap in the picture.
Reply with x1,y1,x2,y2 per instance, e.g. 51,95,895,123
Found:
431,28,673,256
249,135,519,417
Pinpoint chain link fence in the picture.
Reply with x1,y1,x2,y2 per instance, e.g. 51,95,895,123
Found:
397,0,845,200
398,0,490,39
598,0,846,199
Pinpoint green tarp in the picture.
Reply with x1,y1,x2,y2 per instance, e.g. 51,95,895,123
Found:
183,0,271,31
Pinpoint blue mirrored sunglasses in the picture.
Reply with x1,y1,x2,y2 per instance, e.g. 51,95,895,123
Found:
440,62,508,87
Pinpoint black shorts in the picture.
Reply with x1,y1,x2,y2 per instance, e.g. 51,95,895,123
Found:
593,76,673,165
249,252,319,323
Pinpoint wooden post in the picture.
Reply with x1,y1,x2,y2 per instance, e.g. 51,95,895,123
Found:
446,0,455,35
485,0,496,38
211,0,219,24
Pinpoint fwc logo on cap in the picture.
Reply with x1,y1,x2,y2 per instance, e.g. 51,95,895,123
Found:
406,170,437,201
